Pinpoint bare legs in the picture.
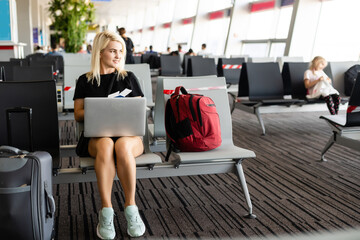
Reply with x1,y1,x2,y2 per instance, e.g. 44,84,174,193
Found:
114,137,143,207
88,136,144,208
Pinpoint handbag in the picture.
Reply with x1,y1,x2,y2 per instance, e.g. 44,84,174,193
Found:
75,131,90,157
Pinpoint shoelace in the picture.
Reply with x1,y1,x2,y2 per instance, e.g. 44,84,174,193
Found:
101,214,115,228
129,215,141,224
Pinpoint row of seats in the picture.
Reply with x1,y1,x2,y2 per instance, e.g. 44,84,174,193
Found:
0,76,257,219
0,54,63,82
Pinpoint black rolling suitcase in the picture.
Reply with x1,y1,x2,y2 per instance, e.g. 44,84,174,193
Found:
0,145,55,240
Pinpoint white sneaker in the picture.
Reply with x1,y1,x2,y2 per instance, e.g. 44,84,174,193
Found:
125,205,146,237
97,207,115,239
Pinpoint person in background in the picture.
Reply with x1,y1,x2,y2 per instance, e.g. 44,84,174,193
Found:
185,48,196,56
304,56,340,115
177,44,185,64
146,45,157,54
86,44,92,54
73,30,146,239
118,27,135,64
34,45,47,54
197,43,209,56
46,42,63,56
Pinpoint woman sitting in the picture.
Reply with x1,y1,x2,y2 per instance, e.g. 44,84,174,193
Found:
73,30,146,239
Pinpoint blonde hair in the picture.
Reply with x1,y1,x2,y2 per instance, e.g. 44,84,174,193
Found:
309,56,327,73
86,30,127,86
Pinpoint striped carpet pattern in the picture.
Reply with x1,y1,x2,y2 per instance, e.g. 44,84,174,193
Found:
55,109,360,239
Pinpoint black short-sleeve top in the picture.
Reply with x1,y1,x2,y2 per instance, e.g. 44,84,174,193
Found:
73,71,144,100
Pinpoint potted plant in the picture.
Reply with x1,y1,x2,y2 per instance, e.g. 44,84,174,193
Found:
48,0,95,53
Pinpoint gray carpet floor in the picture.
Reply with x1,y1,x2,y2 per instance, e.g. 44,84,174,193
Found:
55,107,360,239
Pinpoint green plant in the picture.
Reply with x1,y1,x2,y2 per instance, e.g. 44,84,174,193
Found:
48,0,95,53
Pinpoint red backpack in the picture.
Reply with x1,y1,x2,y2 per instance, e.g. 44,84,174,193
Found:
164,86,222,159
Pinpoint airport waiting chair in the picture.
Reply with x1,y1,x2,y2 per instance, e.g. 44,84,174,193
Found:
231,54,249,62
133,56,141,64
187,57,217,77
141,53,160,69
160,55,182,76
0,80,61,170
217,57,245,85
0,66,4,81
237,62,303,135
281,62,310,97
150,76,218,152
320,74,360,161
77,112,162,175
29,58,59,80
162,76,256,218
282,62,344,103
237,62,347,135
276,56,304,71
183,55,202,75
0,61,21,81
248,57,275,63
217,57,245,113
12,66,54,81
62,53,91,110
125,63,155,108
10,58,28,67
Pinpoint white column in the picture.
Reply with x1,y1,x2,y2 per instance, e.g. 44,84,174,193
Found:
16,0,33,55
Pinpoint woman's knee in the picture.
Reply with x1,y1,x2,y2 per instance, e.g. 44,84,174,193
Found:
89,138,115,159
115,137,143,159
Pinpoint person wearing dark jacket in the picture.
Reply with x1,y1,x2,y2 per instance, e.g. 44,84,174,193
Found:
118,27,135,64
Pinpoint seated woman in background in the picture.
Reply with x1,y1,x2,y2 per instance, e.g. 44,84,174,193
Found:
304,56,340,115
73,30,145,239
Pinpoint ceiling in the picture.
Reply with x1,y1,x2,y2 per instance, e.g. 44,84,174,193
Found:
92,0,160,16
40,0,161,25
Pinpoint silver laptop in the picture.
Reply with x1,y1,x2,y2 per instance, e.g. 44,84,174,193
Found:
84,97,146,137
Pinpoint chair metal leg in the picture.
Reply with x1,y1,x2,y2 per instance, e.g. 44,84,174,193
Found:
320,133,336,162
235,159,256,219
254,107,266,135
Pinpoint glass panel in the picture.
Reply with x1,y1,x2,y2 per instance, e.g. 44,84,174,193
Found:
152,28,171,53
174,0,198,19
144,6,159,27
247,10,274,40
157,0,176,24
313,0,360,61
242,43,268,58
168,23,194,51
141,30,155,51
276,6,292,38
269,42,286,58
192,17,230,56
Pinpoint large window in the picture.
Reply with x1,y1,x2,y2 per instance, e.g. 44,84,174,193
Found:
241,4,293,58
157,0,176,24
169,22,194,51
192,16,230,55
313,0,360,61
152,27,171,53
173,0,198,19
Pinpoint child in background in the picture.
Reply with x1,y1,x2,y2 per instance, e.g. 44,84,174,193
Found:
304,56,340,115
